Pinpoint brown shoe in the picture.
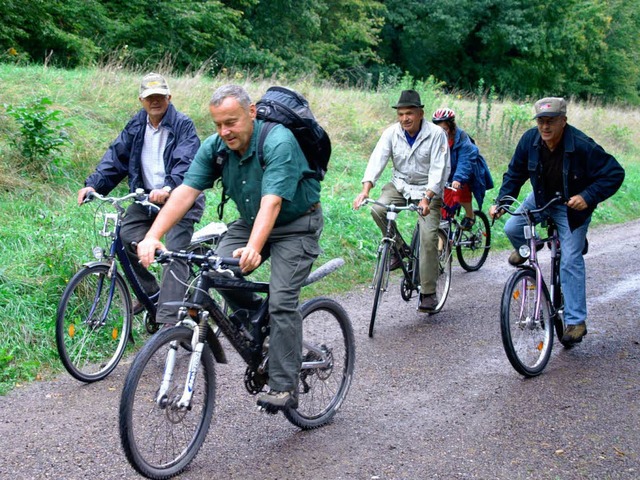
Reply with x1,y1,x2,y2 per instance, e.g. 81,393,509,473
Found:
132,300,145,315
418,293,438,312
562,323,587,345
508,250,526,266
389,252,403,271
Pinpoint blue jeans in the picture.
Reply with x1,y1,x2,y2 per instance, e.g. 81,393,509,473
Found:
503,193,590,326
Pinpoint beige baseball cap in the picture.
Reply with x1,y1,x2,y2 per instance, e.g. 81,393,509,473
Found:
533,97,567,118
139,73,170,98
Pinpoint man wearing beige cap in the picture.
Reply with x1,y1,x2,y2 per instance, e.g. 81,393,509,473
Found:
77,72,204,323
490,97,624,345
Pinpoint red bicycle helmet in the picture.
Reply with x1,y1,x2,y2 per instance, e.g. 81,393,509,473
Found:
432,108,456,123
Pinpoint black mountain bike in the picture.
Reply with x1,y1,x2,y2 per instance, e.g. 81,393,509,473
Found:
119,250,355,479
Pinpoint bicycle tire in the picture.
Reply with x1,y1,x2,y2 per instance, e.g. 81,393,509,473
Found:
284,297,355,429
119,326,216,479
369,242,392,338
500,269,554,377
456,210,491,272
55,264,132,382
432,229,452,313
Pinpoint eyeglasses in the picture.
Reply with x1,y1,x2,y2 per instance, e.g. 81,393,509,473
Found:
536,117,562,127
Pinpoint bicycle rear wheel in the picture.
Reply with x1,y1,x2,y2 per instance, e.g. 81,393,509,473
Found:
456,210,491,272
369,242,392,337
119,326,216,479
55,264,131,382
284,297,355,429
432,229,452,313
500,269,554,377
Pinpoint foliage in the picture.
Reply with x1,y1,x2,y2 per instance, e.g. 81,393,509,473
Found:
3,97,72,176
2,0,640,103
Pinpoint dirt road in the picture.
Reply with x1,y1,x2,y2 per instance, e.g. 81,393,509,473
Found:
1,220,638,480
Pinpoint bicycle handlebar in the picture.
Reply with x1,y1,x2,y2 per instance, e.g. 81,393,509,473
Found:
155,249,240,269
84,188,160,212
496,195,565,218
361,198,422,213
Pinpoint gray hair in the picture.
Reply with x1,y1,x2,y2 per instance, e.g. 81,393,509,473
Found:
209,84,252,110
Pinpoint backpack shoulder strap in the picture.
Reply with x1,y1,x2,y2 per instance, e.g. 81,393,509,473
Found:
257,121,278,169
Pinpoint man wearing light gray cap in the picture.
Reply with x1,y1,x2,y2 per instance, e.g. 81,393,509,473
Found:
490,97,624,345
77,72,204,323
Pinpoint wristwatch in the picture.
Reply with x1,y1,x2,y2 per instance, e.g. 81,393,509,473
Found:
162,186,172,194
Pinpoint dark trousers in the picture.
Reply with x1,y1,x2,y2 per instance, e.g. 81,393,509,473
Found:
119,202,195,323
215,208,323,391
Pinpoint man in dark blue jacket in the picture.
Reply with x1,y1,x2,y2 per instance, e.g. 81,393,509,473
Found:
490,97,624,345
77,72,204,323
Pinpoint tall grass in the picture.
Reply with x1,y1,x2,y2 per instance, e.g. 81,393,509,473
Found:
0,64,638,393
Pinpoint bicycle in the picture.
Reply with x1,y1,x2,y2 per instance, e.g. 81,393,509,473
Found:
118,250,355,479
440,185,491,272
55,189,226,383
497,195,570,377
361,198,451,338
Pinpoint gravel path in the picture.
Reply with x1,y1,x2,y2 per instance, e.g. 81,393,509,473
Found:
1,220,638,480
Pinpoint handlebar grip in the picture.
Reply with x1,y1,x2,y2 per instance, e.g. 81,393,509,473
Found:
218,257,241,267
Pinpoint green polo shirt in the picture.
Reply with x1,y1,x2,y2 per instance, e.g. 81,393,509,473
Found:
184,119,321,226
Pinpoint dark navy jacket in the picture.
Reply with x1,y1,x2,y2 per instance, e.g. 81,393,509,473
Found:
84,103,204,221
498,125,625,230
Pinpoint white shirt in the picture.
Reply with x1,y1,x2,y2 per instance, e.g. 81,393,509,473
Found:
362,120,450,200
140,117,169,190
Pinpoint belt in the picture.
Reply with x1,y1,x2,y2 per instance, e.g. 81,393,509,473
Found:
305,202,321,214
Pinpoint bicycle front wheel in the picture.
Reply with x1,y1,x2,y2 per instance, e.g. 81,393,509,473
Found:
456,210,491,272
284,297,355,430
432,229,452,313
369,242,392,337
119,326,216,479
55,264,131,382
500,269,554,377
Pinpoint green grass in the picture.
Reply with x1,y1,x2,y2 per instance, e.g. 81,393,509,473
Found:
0,64,638,394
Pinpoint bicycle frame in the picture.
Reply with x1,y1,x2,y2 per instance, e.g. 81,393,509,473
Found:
88,191,160,319
158,251,346,396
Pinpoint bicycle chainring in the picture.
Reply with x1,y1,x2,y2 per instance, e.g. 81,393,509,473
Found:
244,366,268,394
143,311,160,334
400,277,414,301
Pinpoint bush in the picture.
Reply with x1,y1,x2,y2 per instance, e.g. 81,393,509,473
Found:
3,97,72,176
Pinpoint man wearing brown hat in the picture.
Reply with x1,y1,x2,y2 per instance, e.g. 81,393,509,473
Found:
490,97,624,344
77,72,205,323
353,89,450,312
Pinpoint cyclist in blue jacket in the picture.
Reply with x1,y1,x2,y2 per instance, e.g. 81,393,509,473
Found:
77,73,204,323
490,97,624,345
432,108,493,228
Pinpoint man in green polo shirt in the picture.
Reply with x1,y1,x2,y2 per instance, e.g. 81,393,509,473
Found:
137,84,323,413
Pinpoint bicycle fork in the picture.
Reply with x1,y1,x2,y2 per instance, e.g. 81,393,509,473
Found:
156,314,208,409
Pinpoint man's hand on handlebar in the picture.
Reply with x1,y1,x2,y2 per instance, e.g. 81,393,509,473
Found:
148,188,170,205
232,245,262,273
77,186,96,206
566,194,588,211
352,192,369,210
418,197,430,217
489,204,504,220
137,237,166,268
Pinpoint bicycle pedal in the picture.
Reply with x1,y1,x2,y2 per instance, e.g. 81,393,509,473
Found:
256,404,279,415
